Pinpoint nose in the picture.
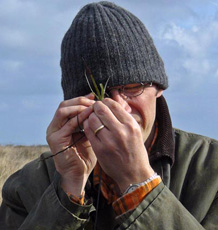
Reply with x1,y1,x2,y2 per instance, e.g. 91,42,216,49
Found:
110,90,132,113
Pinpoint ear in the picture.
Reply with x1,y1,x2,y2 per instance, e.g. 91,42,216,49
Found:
156,89,163,98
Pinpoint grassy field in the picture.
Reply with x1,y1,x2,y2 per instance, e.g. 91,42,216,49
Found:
0,145,49,204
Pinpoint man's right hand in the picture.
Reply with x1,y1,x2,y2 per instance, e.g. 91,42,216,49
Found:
46,94,97,196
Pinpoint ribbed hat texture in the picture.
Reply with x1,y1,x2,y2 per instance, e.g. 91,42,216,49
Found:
61,1,168,99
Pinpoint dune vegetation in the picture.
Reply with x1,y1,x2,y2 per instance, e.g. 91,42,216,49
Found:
0,145,49,204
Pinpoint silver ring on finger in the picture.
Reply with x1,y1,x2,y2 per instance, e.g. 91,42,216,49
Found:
94,125,105,136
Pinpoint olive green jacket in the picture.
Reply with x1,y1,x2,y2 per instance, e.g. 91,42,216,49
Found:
0,128,218,230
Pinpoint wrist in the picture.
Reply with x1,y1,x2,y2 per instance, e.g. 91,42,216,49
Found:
66,191,85,205
118,168,155,193
123,172,160,195
61,175,88,196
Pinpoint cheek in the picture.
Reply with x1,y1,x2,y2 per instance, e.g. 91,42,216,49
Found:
141,110,154,130
134,98,156,129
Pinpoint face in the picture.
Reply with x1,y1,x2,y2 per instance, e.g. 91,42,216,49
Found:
108,83,163,144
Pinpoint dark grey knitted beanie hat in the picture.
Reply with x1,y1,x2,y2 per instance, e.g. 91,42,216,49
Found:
61,1,168,99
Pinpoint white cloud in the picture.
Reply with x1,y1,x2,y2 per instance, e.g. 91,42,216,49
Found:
161,21,218,57
159,18,218,88
183,59,210,75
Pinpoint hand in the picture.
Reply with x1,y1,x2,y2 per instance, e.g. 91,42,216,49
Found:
83,98,154,193
46,94,97,196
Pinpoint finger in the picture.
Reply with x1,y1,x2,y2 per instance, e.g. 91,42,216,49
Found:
53,94,95,127
48,98,95,134
56,95,95,124
47,105,88,134
58,93,95,108
102,98,134,124
61,105,94,136
58,105,90,127
83,119,102,146
87,112,108,137
93,101,126,131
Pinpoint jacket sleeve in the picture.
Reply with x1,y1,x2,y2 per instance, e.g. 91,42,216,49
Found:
115,182,218,230
0,158,95,230
114,131,218,230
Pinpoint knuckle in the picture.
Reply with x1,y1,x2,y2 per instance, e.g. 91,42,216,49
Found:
116,128,126,138
88,113,97,124
77,96,92,105
103,98,117,109
55,107,66,119
59,100,66,108
110,101,119,111
126,122,140,134
103,98,122,113
77,97,85,104
94,102,107,116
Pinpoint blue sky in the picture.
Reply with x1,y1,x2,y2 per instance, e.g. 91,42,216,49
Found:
0,0,218,145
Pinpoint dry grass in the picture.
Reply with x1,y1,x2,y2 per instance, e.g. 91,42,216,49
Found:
0,145,49,204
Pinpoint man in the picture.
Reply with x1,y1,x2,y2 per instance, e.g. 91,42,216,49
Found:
0,1,218,229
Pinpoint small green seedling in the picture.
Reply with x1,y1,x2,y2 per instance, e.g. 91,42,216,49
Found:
83,58,110,101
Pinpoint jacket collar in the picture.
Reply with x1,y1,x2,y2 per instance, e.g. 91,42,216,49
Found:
149,95,175,167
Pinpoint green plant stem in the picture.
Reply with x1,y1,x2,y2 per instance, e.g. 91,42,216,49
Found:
90,74,101,99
